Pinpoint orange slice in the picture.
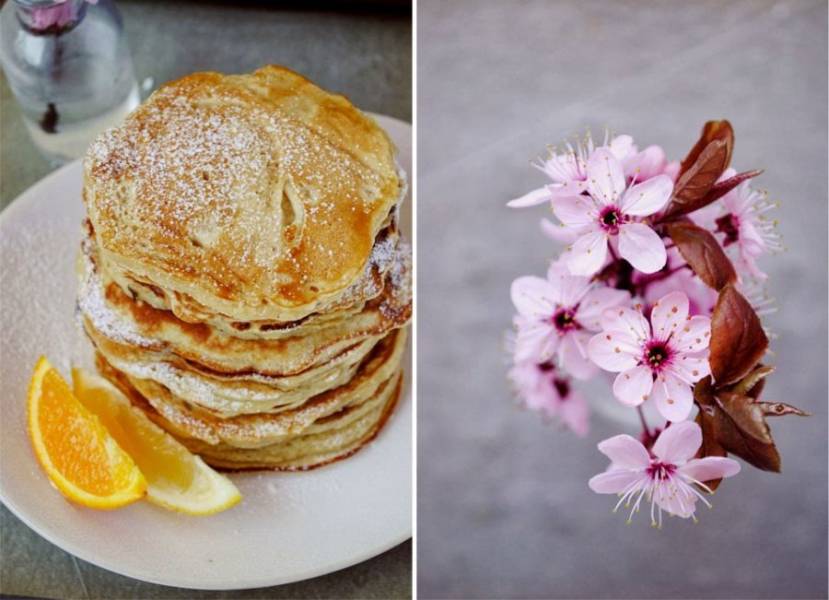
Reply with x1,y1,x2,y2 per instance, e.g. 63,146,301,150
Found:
72,368,241,515
27,357,146,509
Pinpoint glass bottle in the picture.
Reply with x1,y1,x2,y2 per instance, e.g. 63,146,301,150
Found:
0,0,139,166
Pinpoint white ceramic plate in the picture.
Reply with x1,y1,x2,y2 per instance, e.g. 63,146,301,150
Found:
0,115,412,590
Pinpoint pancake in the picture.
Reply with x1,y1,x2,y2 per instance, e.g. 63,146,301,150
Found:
183,373,403,471
110,218,401,341
96,347,405,471
84,66,404,323
95,329,405,449
78,65,410,472
78,230,411,377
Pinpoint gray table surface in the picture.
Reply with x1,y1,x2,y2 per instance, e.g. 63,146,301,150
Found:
0,2,411,598
417,1,827,599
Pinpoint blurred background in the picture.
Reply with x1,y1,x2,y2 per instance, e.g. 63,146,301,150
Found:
0,1,410,598
417,1,827,598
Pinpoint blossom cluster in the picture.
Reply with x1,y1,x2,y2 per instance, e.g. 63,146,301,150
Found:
506,122,802,527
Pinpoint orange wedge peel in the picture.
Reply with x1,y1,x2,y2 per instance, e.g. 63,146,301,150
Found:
27,357,241,514
27,356,146,509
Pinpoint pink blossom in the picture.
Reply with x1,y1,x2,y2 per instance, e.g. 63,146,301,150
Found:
540,217,580,244
622,144,676,183
507,135,636,208
508,360,589,436
637,248,718,316
715,181,781,280
588,421,740,526
587,291,711,422
554,148,672,276
511,262,630,379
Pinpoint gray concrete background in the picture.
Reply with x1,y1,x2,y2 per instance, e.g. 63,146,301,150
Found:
0,1,411,598
417,1,827,599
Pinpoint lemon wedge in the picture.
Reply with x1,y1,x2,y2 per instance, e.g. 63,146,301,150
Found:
71,368,242,515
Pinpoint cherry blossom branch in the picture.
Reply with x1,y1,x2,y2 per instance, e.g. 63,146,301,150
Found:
505,120,803,527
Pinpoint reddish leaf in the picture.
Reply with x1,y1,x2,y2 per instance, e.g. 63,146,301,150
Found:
693,378,727,490
715,392,781,472
694,367,809,477
709,285,768,385
678,120,734,178
666,221,736,290
663,141,731,219
662,120,734,220
699,169,764,207
757,402,810,417
729,364,773,399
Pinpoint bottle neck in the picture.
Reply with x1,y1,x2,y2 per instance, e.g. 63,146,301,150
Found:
14,0,88,36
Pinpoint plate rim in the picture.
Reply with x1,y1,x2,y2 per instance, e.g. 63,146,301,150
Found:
0,114,412,590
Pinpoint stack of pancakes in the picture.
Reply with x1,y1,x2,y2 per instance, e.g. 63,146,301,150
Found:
77,66,411,471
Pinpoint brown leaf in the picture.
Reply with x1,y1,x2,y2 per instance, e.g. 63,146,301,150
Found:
715,392,781,471
679,120,734,178
663,141,731,219
666,221,737,290
730,364,774,398
709,286,768,386
693,373,809,477
757,402,810,417
698,169,764,207
693,378,726,490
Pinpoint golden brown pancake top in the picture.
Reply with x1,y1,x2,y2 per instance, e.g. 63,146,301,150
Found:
84,66,401,322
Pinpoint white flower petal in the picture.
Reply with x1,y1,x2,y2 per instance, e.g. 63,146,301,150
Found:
552,196,597,228
600,306,650,343
624,145,667,181
510,276,559,318
650,291,690,342
547,262,591,307
587,331,639,372
620,175,673,216
681,457,741,483
507,187,551,208
513,321,553,363
609,134,636,161
652,420,702,464
540,218,580,243
672,315,712,353
538,331,560,362
670,354,710,384
597,434,650,469
551,179,589,198
618,223,667,274
558,333,597,380
586,148,625,206
612,365,654,407
566,230,608,276
576,287,631,331
589,469,646,495
652,373,694,423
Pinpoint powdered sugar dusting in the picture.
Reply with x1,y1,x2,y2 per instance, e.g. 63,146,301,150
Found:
77,236,156,348
85,78,400,308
